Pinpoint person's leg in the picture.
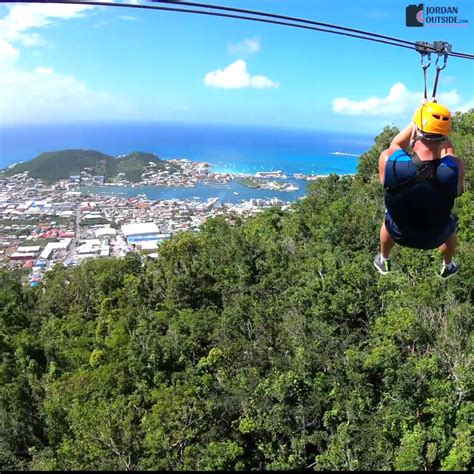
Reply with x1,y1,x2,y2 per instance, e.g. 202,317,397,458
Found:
375,221,395,275
439,232,457,265
380,221,395,259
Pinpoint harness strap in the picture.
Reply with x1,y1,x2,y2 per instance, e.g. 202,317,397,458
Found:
385,152,439,196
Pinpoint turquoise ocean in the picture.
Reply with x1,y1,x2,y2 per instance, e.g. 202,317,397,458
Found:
0,122,373,203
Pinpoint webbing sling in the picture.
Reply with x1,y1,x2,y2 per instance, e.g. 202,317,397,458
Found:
415,41,451,101
384,153,440,196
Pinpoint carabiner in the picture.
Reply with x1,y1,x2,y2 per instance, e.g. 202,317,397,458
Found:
421,52,431,70
433,41,451,71
435,52,448,71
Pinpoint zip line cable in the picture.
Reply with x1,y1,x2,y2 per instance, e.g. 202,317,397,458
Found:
151,1,474,60
149,0,474,59
151,0,416,48
0,0,415,52
153,0,474,59
2,0,473,60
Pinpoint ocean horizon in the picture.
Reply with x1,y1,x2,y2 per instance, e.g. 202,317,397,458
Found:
0,122,373,176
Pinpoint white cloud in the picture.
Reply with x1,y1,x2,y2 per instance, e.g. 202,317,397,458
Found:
0,65,133,123
0,3,94,46
366,9,391,20
35,66,54,75
332,82,460,116
120,15,139,21
228,37,261,55
0,3,134,124
0,35,19,66
204,60,278,89
440,75,455,85
438,90,461,107
457,99,474,113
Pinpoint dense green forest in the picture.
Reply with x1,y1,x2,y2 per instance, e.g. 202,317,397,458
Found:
1,112,473,471
4,150,179,182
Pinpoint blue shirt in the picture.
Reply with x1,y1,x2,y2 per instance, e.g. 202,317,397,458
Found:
384,149,459,232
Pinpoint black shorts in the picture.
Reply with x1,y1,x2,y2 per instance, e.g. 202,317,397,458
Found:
385,211,458,250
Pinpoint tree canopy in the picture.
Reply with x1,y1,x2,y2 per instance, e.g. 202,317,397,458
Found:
1,111,473,471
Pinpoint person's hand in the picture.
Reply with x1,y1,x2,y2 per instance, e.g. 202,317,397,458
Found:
406,122,416,135
409,123,417,141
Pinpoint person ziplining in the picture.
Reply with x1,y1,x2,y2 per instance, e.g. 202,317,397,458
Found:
374,42,465,279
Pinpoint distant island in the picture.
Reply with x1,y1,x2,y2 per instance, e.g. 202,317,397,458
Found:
238,176,299,192
3,149,181,183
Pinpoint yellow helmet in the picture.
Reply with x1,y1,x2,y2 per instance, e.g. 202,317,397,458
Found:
413,102,451,136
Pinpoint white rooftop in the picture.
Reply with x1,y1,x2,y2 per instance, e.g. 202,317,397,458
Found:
122,222,159,238
17,245,41,253
95,227,117,238
40,239,72,260
11,252,36,259
136,240,160,251
83,212,102,219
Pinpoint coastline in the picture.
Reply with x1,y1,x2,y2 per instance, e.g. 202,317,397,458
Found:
0,122,369,173
82,179,311,205
0,124,366,279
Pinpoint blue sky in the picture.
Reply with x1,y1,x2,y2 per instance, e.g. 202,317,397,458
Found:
0,0,473,133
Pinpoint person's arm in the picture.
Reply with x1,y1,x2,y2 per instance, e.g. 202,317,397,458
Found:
379,147,399,184
439,138,455,156
440,140,465,195
390,123,416,150
453,156,465,196
456,158,465,196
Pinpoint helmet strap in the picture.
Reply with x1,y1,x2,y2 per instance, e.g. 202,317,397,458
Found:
412,129,446,147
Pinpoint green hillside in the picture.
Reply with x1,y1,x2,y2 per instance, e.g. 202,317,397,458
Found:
4,149,115,182
4,149,180,183
117,151,181,182
0,111,472,471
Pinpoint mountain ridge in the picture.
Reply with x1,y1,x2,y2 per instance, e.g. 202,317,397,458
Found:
3,149,180,182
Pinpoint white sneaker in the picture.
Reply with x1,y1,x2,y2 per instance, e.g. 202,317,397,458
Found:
439,261,459,279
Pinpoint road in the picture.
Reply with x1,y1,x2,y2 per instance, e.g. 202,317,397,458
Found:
66,201,81,260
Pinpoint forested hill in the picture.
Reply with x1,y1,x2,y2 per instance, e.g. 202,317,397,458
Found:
1,111,473,471
3,149,179,182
